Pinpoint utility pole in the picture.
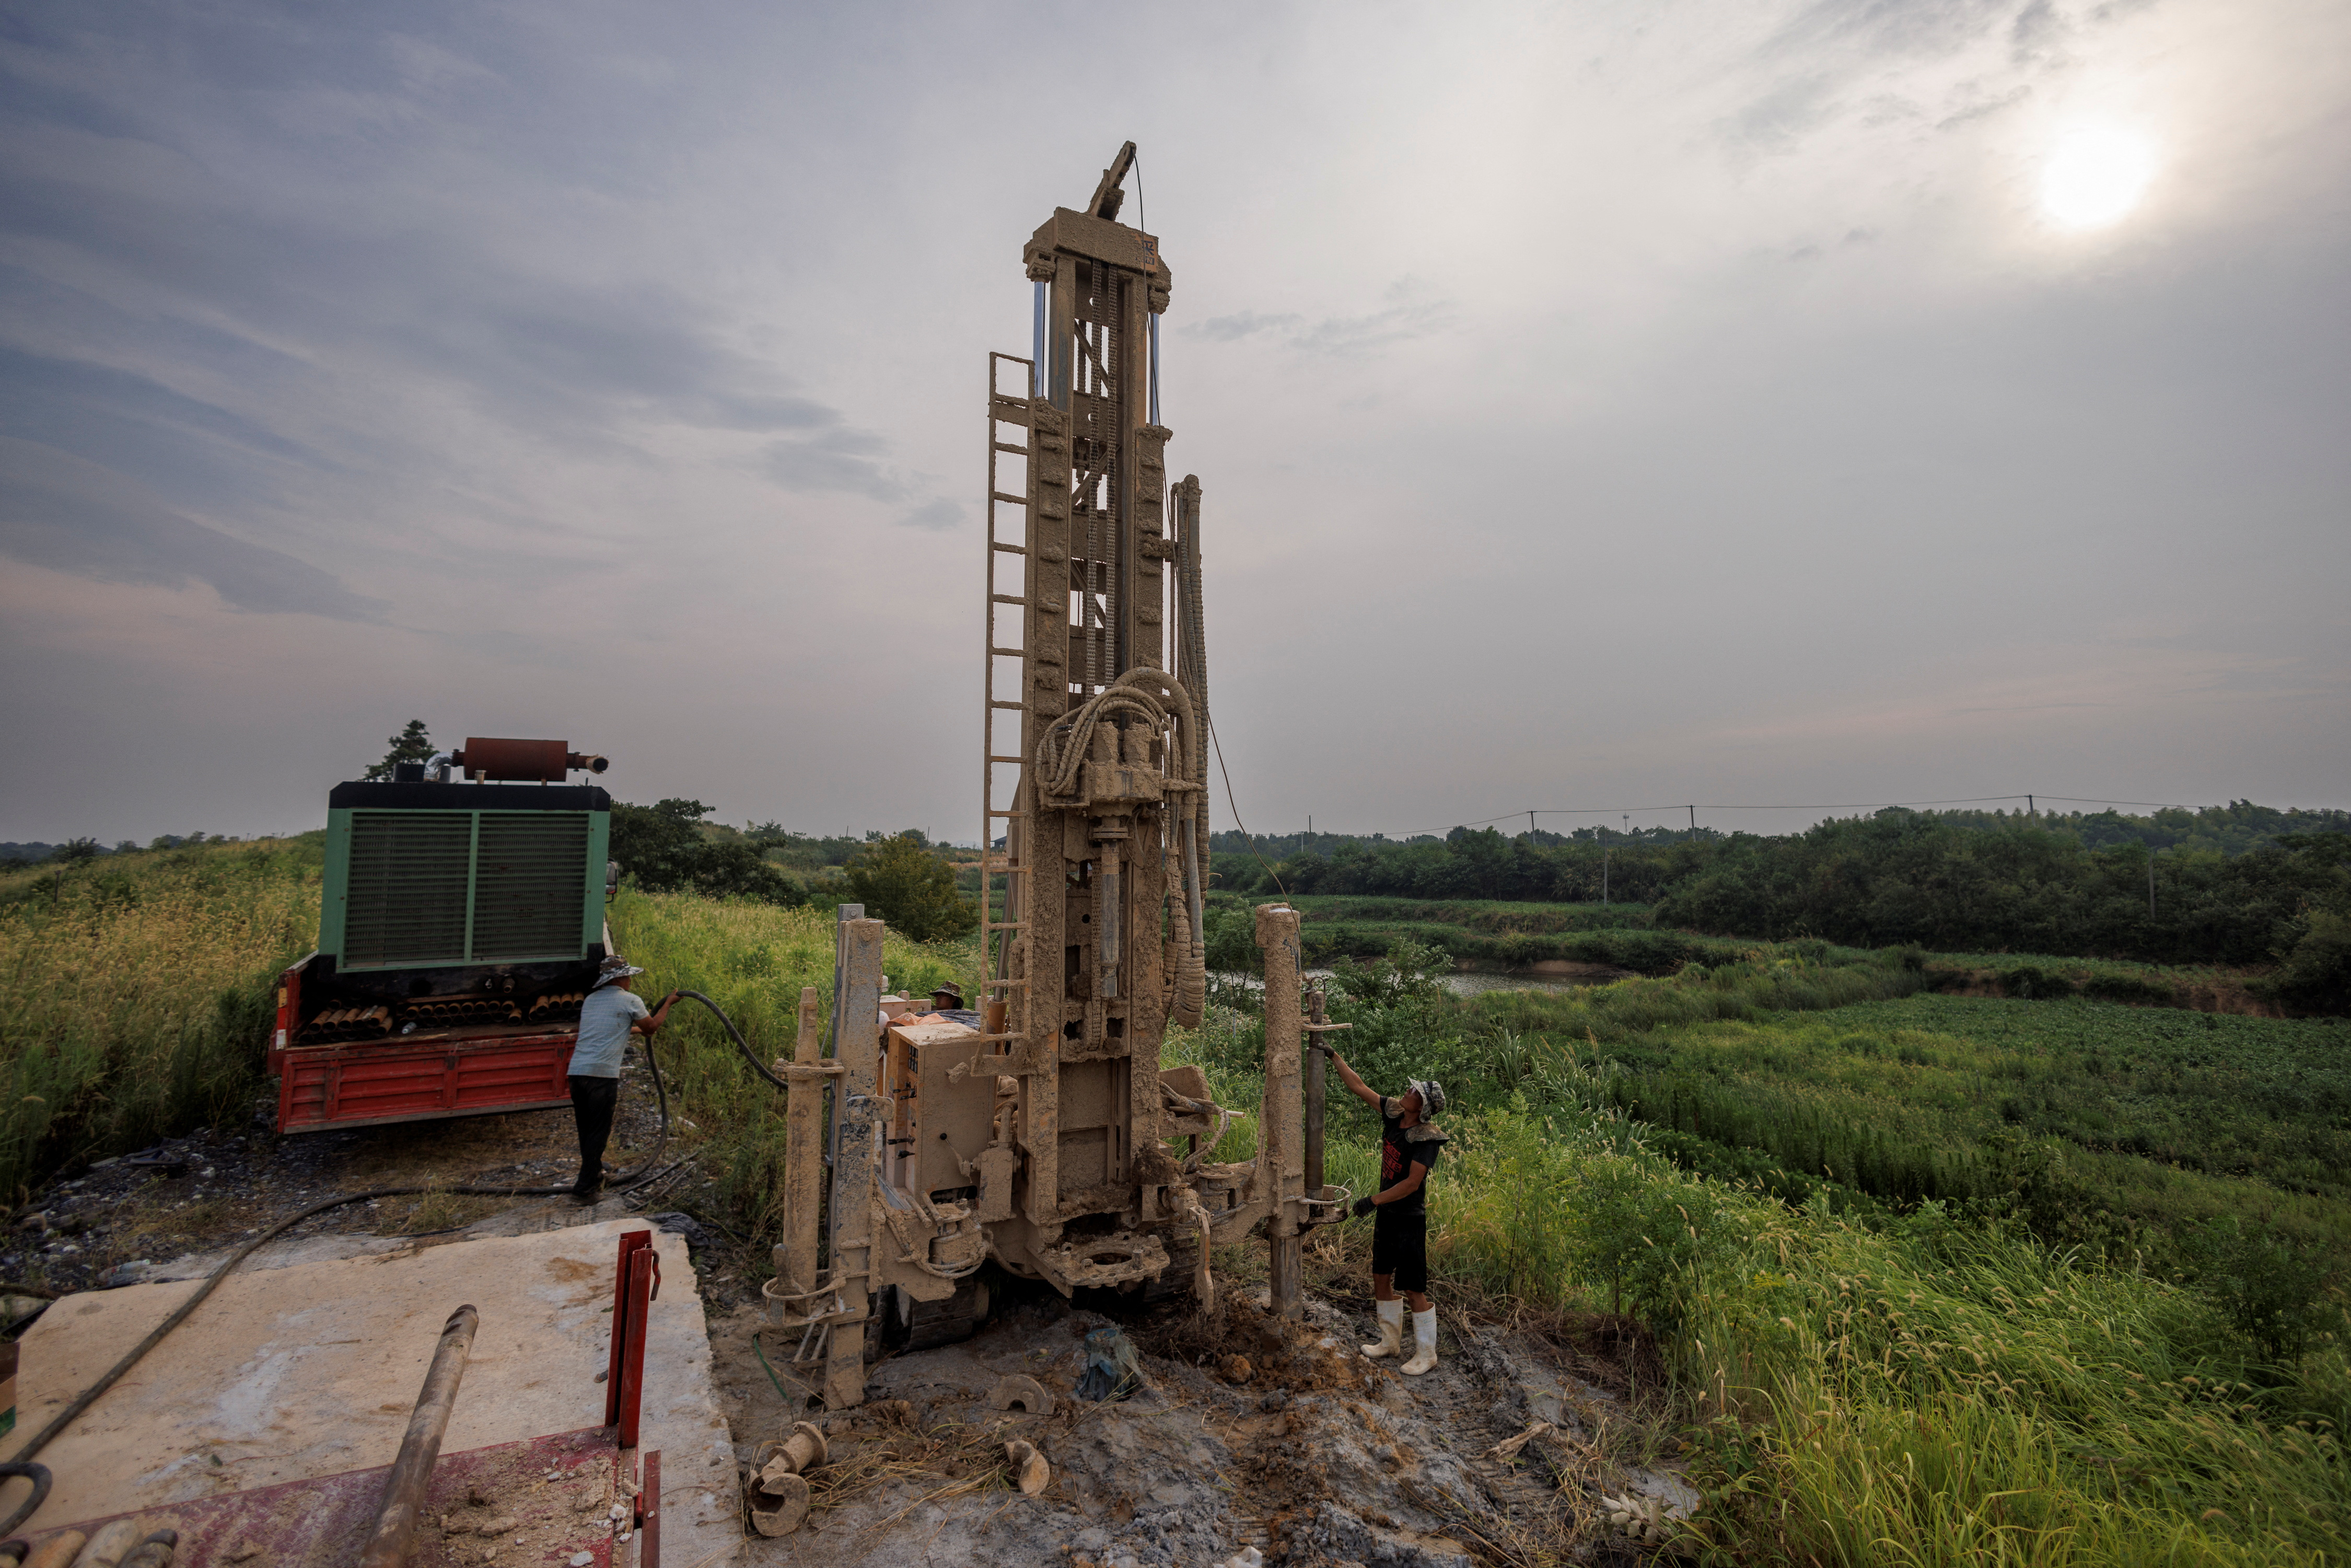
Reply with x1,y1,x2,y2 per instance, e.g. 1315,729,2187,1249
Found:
1687,805,1695,837
1528,810,1537,840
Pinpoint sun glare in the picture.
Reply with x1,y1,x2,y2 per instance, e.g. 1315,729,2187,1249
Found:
2039,126,2158,229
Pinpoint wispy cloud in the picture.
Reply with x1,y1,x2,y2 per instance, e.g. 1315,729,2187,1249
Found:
0,437,385,620
1184,310,1301,343
1180,281,1451,355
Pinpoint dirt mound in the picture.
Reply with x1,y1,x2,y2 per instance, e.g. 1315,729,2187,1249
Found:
716,1285,1690,1567
1135,1291,1379,1399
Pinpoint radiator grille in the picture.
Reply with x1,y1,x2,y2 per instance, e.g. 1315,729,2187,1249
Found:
344,814,471,966
472,814,590,959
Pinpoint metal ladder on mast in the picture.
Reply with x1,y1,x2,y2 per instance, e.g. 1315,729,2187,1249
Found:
980,352,1035,1043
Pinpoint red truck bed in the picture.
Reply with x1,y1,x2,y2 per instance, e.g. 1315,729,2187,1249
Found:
270,956,579,1133
275,1031,576,1132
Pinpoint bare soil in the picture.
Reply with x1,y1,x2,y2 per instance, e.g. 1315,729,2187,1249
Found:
0,1056,749,1305
709,1275,1693,1567
4,1070,1696,1565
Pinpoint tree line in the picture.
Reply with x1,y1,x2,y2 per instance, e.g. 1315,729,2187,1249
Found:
1212,805,2351,1004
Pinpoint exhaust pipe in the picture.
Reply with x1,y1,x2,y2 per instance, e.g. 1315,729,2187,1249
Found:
446,739,610,782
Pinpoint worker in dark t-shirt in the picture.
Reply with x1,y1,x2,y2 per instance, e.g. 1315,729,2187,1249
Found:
1328,1051,1449,1375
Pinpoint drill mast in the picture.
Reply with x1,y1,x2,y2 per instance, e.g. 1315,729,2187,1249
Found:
980,140,1213,1239
768,148,1337,1414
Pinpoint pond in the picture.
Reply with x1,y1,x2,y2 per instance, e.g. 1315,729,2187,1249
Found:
1212,962,1630,1000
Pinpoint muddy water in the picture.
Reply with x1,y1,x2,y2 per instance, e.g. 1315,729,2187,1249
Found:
1440,965,1628,997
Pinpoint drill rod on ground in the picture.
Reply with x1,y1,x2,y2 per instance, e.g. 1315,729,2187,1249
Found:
359,1304,480,1568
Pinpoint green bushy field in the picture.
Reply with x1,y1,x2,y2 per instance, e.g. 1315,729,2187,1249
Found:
9,851,2345,1562
1188,942,2351,1564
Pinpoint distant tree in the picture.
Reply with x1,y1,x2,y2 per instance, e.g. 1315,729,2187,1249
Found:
114,840,138,854
609,799,801,906
53,838,102,864
363,720,436,780
840,833,976,943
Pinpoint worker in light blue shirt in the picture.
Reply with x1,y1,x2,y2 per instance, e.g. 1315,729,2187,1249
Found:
569,955,677,1203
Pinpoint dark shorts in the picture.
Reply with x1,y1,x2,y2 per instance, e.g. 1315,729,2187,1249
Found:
1371,1207,1427,1295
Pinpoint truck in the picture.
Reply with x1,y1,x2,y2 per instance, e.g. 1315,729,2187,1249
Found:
267,738,618,1134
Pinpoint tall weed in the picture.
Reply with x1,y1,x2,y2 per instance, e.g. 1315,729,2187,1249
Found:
0,840,321,1198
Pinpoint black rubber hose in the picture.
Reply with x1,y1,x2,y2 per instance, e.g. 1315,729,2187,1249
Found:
671,989,790,1090
0,1463,52,1539
0,1011,715,1515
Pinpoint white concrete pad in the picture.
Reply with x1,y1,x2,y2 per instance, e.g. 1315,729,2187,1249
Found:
4,1218,741,1567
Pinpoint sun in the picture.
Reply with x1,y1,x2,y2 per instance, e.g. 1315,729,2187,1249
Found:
2039,126,2159,229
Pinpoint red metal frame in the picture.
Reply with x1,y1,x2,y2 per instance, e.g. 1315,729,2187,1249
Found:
276,1031,575,1132
269,961,302,1076
606,1229,660,1446
15,1427,616,1568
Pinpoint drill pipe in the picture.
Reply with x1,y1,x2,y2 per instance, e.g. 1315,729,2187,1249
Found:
357,1305,479,1568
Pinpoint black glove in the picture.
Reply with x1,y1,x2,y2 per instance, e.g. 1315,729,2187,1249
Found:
1353,1195,1377,1219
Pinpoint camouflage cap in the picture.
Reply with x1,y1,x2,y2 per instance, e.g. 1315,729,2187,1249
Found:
1409,1078,1447,1119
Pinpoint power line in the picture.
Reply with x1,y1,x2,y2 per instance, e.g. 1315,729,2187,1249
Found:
1232,793,2212,845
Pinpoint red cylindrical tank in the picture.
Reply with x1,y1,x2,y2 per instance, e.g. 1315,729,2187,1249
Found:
452,738,584,782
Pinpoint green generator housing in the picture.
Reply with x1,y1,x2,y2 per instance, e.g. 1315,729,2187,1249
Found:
321,780,612,971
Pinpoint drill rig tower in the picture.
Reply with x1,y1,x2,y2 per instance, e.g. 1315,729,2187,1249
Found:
767,146,1343,1412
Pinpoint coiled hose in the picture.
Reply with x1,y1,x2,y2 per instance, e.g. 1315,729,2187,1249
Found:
1033,670,1211,1027
0,1001,738,1539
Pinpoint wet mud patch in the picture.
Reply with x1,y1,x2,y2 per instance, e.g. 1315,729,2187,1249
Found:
716,1283,1694,1567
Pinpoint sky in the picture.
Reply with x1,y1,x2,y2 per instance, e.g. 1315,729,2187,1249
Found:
2,0,2345,846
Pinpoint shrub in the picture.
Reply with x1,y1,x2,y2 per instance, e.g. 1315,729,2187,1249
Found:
611,799,802,907
832,833,975,944
1998,964,2075,1000
2184,1215,2338,1364
2262,908,2351,1015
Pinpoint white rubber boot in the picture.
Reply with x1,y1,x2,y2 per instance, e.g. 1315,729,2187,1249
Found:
1361,1298,1404,1359
1401,1308,1438,1376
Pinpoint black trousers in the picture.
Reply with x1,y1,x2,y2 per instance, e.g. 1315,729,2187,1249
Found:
1371,1207,1429,1294
569,1074,619,1190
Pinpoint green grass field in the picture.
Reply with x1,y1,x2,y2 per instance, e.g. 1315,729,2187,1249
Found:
9,852,2345,1562
1518,994,2351,1279
1255,896,2289,1017
0,837,322,1201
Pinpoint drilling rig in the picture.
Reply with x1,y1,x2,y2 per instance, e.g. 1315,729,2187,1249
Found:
765,145,1347,1411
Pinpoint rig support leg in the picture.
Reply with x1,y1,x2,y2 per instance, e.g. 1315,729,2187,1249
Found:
1305,985,1328,1201
824,909,886,1410
1256,903,1306,1320
779,986,825,1299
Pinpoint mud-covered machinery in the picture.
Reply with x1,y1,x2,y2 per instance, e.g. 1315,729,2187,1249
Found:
766,147,1348,1410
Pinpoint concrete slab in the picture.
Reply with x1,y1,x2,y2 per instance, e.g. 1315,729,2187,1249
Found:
3,1218,741,1567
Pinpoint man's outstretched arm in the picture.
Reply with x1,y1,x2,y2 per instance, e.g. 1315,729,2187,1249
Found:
1326,1052,1386,1110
